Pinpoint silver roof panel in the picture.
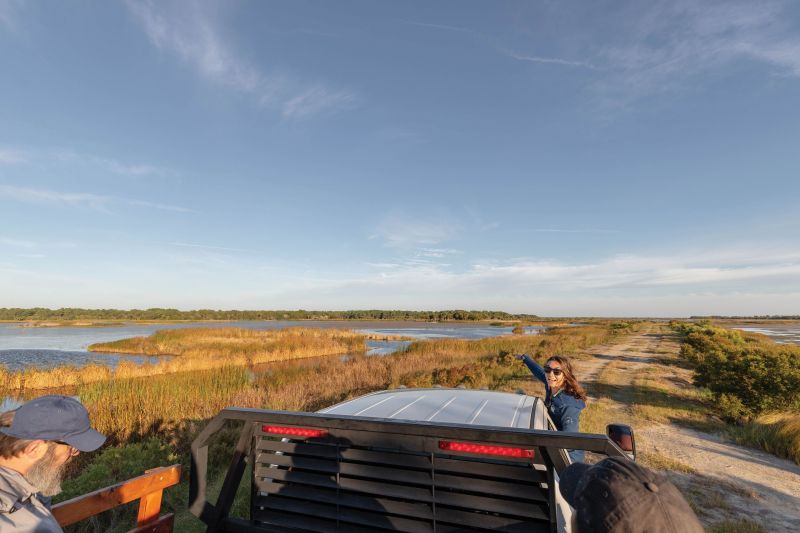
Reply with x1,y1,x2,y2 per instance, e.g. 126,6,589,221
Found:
319,388,542,429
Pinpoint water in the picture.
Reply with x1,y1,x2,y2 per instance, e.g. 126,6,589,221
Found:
733,324,800,345
0,321,542,370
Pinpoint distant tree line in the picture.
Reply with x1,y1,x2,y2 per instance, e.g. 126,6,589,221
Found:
0,307,538,322
690,315,800,319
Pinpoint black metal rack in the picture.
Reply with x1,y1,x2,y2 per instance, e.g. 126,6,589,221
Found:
190,407,626,533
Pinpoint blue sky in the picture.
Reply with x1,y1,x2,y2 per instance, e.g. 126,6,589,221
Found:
1,0,799,317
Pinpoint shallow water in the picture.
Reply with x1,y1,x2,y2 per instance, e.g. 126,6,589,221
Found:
733,325,800,345
0,321,541,371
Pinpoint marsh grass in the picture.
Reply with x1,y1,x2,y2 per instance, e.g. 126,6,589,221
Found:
708,520,766,533
89,327,365,360
727,412,800,464
45,325,620,532
0,327,367,393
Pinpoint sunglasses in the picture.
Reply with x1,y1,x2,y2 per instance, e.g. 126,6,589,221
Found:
543,366,563,376
54,441,80,457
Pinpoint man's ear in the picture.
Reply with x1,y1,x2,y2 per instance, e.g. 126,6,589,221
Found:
23,440,49,460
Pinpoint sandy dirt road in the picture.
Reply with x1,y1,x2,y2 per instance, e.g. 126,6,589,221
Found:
574,327,800,531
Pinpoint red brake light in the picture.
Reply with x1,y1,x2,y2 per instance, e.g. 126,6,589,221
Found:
438,440,535,458
262,425,329,438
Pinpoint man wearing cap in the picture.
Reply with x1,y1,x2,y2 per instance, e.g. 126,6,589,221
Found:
559,457,704,533
0,395,106,532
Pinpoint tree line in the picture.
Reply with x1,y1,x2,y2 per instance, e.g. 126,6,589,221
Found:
0,307,537,322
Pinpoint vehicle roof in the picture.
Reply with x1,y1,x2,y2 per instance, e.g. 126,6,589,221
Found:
318,388,542,429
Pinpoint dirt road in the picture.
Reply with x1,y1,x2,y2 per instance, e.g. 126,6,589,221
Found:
575,327,800,531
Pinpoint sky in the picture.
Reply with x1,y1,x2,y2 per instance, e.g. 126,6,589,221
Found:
1,0,799,317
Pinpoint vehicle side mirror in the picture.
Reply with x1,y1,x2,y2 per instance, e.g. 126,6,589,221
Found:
606,424,636,461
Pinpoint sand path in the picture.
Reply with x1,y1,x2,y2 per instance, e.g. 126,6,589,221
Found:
574,327,800,530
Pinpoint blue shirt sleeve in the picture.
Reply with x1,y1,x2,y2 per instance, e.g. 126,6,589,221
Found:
520,355,547,387
559,402,583,433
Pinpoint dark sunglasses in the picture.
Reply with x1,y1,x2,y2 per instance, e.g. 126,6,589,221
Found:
543,366,563,376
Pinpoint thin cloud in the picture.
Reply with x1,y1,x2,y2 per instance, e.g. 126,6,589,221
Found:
17,253,45,259
0,185,192,214
375,212,461,247
0,185,112,211
0,0,22,31
402,19,595,71
505,51,598,70
343,244,800,299
528,228,621,234
3,145,178,178
54,150,177,178
0,237,37,248
125,1,357,119
282,86,358,120
400,20,472,34
593,1,800,105
0,147,27,164
170,242,251,253
129,200,193,213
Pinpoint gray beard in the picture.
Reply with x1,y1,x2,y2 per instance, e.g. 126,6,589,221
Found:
24,444,68,497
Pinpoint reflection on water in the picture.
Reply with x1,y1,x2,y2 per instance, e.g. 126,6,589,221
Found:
0,349,172,372
735,325,800,345
0,321,542,371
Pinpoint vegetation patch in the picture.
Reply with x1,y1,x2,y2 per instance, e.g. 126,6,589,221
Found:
671,322,800,464
36,324,617,531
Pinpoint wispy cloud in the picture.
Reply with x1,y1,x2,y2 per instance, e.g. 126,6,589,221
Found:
1,144,177,178
170,242,251,253
403,18,593,71
373,212,461,247
128,200,193,213
342,244,800,307
593,0,800,105
54,150,177,178
0,185,113,211
504,51,598,70
282,86,358,120
125,0,357,120
400,20,472,34
0,185,192,214
528,228,621,234
417,248,462,258
0,147,27,164
0,0,22,31
0,236,37,248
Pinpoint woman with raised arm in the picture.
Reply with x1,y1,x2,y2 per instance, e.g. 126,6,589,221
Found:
517,354,588,462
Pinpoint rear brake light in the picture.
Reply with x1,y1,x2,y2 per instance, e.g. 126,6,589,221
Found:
438,440,535,458
262,425,329,438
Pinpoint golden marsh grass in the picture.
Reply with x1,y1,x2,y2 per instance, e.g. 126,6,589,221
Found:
0,327,367,393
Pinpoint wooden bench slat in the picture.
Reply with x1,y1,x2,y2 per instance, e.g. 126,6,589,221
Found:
52,464,181,527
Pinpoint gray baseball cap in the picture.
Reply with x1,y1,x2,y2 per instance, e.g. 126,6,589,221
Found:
1,395,106,452
560,457,704,533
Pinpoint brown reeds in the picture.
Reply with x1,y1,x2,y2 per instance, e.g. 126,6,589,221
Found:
1,327,367,393
72,325,614,444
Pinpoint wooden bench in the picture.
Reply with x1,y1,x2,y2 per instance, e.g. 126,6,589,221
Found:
52,464,181,533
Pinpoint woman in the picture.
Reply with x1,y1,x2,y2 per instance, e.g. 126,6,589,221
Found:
517,354,588,462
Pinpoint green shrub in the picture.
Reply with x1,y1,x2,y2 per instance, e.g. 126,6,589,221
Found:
672,323,800,420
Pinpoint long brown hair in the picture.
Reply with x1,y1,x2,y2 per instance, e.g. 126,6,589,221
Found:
547,355,587,401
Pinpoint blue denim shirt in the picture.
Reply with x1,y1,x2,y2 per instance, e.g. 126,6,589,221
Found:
520,355,586,462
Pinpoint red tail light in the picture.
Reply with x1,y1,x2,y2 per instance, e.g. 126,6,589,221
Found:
262,425,329,438
438,440,535,458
